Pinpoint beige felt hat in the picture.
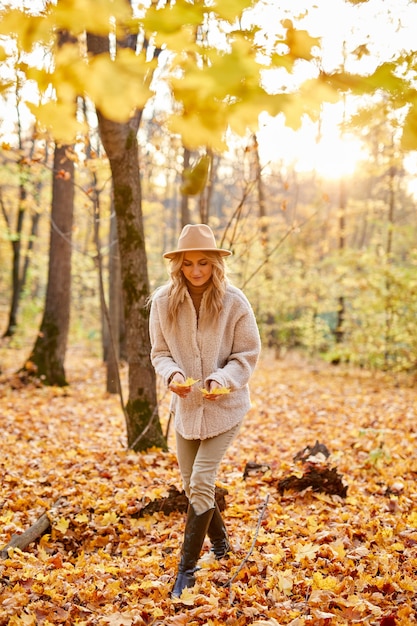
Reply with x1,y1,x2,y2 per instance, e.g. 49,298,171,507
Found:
163,224,232,259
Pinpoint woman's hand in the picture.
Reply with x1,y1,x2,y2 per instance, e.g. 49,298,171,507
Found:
169,373,192,398
203,381,222,401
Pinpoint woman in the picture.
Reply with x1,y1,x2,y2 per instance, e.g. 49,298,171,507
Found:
149,224,261,598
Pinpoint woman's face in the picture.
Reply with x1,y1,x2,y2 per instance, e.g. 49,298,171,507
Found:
181,251,213,286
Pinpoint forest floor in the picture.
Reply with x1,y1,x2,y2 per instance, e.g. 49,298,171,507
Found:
0,347,417,626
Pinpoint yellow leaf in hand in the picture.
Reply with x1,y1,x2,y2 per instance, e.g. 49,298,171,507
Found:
201,387,230,395
172,377,200,387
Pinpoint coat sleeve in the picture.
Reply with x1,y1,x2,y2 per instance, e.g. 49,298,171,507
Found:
207,296,261,391
149,297,185,386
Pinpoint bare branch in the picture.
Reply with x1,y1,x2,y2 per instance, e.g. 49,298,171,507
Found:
224,494,269,592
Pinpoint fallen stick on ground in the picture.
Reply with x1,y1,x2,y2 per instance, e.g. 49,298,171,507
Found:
224,494,269,591
1,499,63,559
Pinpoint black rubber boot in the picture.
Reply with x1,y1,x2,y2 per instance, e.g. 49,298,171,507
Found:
171,504,214,599
207,502,230,559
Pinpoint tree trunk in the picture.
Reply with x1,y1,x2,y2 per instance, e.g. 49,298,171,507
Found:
106,205,122,394
22,144,74,385
97,112,166,451
87,31,166,451
335,176,346,345
253,134,271,280
2,163,28,337
180,146,191,227
199,148,217,224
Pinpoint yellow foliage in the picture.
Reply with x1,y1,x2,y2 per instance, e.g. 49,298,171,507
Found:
276,569,294,595
401,103,417,151
1,355,417,621
54,517,70,534
142,0,204,35
407,510,417,527
168,110,228,151
201,386,230,395
0,11,51,52
52,0,132,37
172,377,201,387
312,571,340,591
294,541,320,562
214,0,254,22
151,26,201,51
27,43,155,140
281,19,321,62
27,100,87,144
87,49,155,120
96,511,119,526
180,156,211,196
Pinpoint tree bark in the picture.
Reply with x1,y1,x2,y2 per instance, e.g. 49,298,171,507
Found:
180,146,191,227
96,112,166,451
87,30,166,451
335,176,346,345
106,205,122,394
21,144,74,385
4,176,26,337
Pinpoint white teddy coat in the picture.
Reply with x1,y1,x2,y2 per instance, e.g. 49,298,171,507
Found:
149,283,261,440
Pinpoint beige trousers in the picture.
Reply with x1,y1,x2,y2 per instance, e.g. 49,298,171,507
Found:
176,424,241,515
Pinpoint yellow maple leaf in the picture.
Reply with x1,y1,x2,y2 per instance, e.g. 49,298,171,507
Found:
214,0,253,22
168,110,227,151
54,517,69,534
312,571,339,590
294,541,320,562
306,514,320,533
100,612,135,626
87,48,155,121
172,585,196,605
139,579,155,590
277,569,294,595
53,0,132,37
142,0,204,35
329,540,346,559
282,19,321,62
390,542,405,552
97,511,119,526
407,511,417,527
27,100,87,145
172,377,200,388
201,387,231,395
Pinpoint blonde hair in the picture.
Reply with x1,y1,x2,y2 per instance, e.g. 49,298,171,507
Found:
167,251,227,323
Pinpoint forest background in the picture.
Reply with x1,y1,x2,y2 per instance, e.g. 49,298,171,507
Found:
1,0,417,449
1,2,417,624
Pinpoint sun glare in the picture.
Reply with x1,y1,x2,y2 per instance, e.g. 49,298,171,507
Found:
258,114,365,181
299,134,365,180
